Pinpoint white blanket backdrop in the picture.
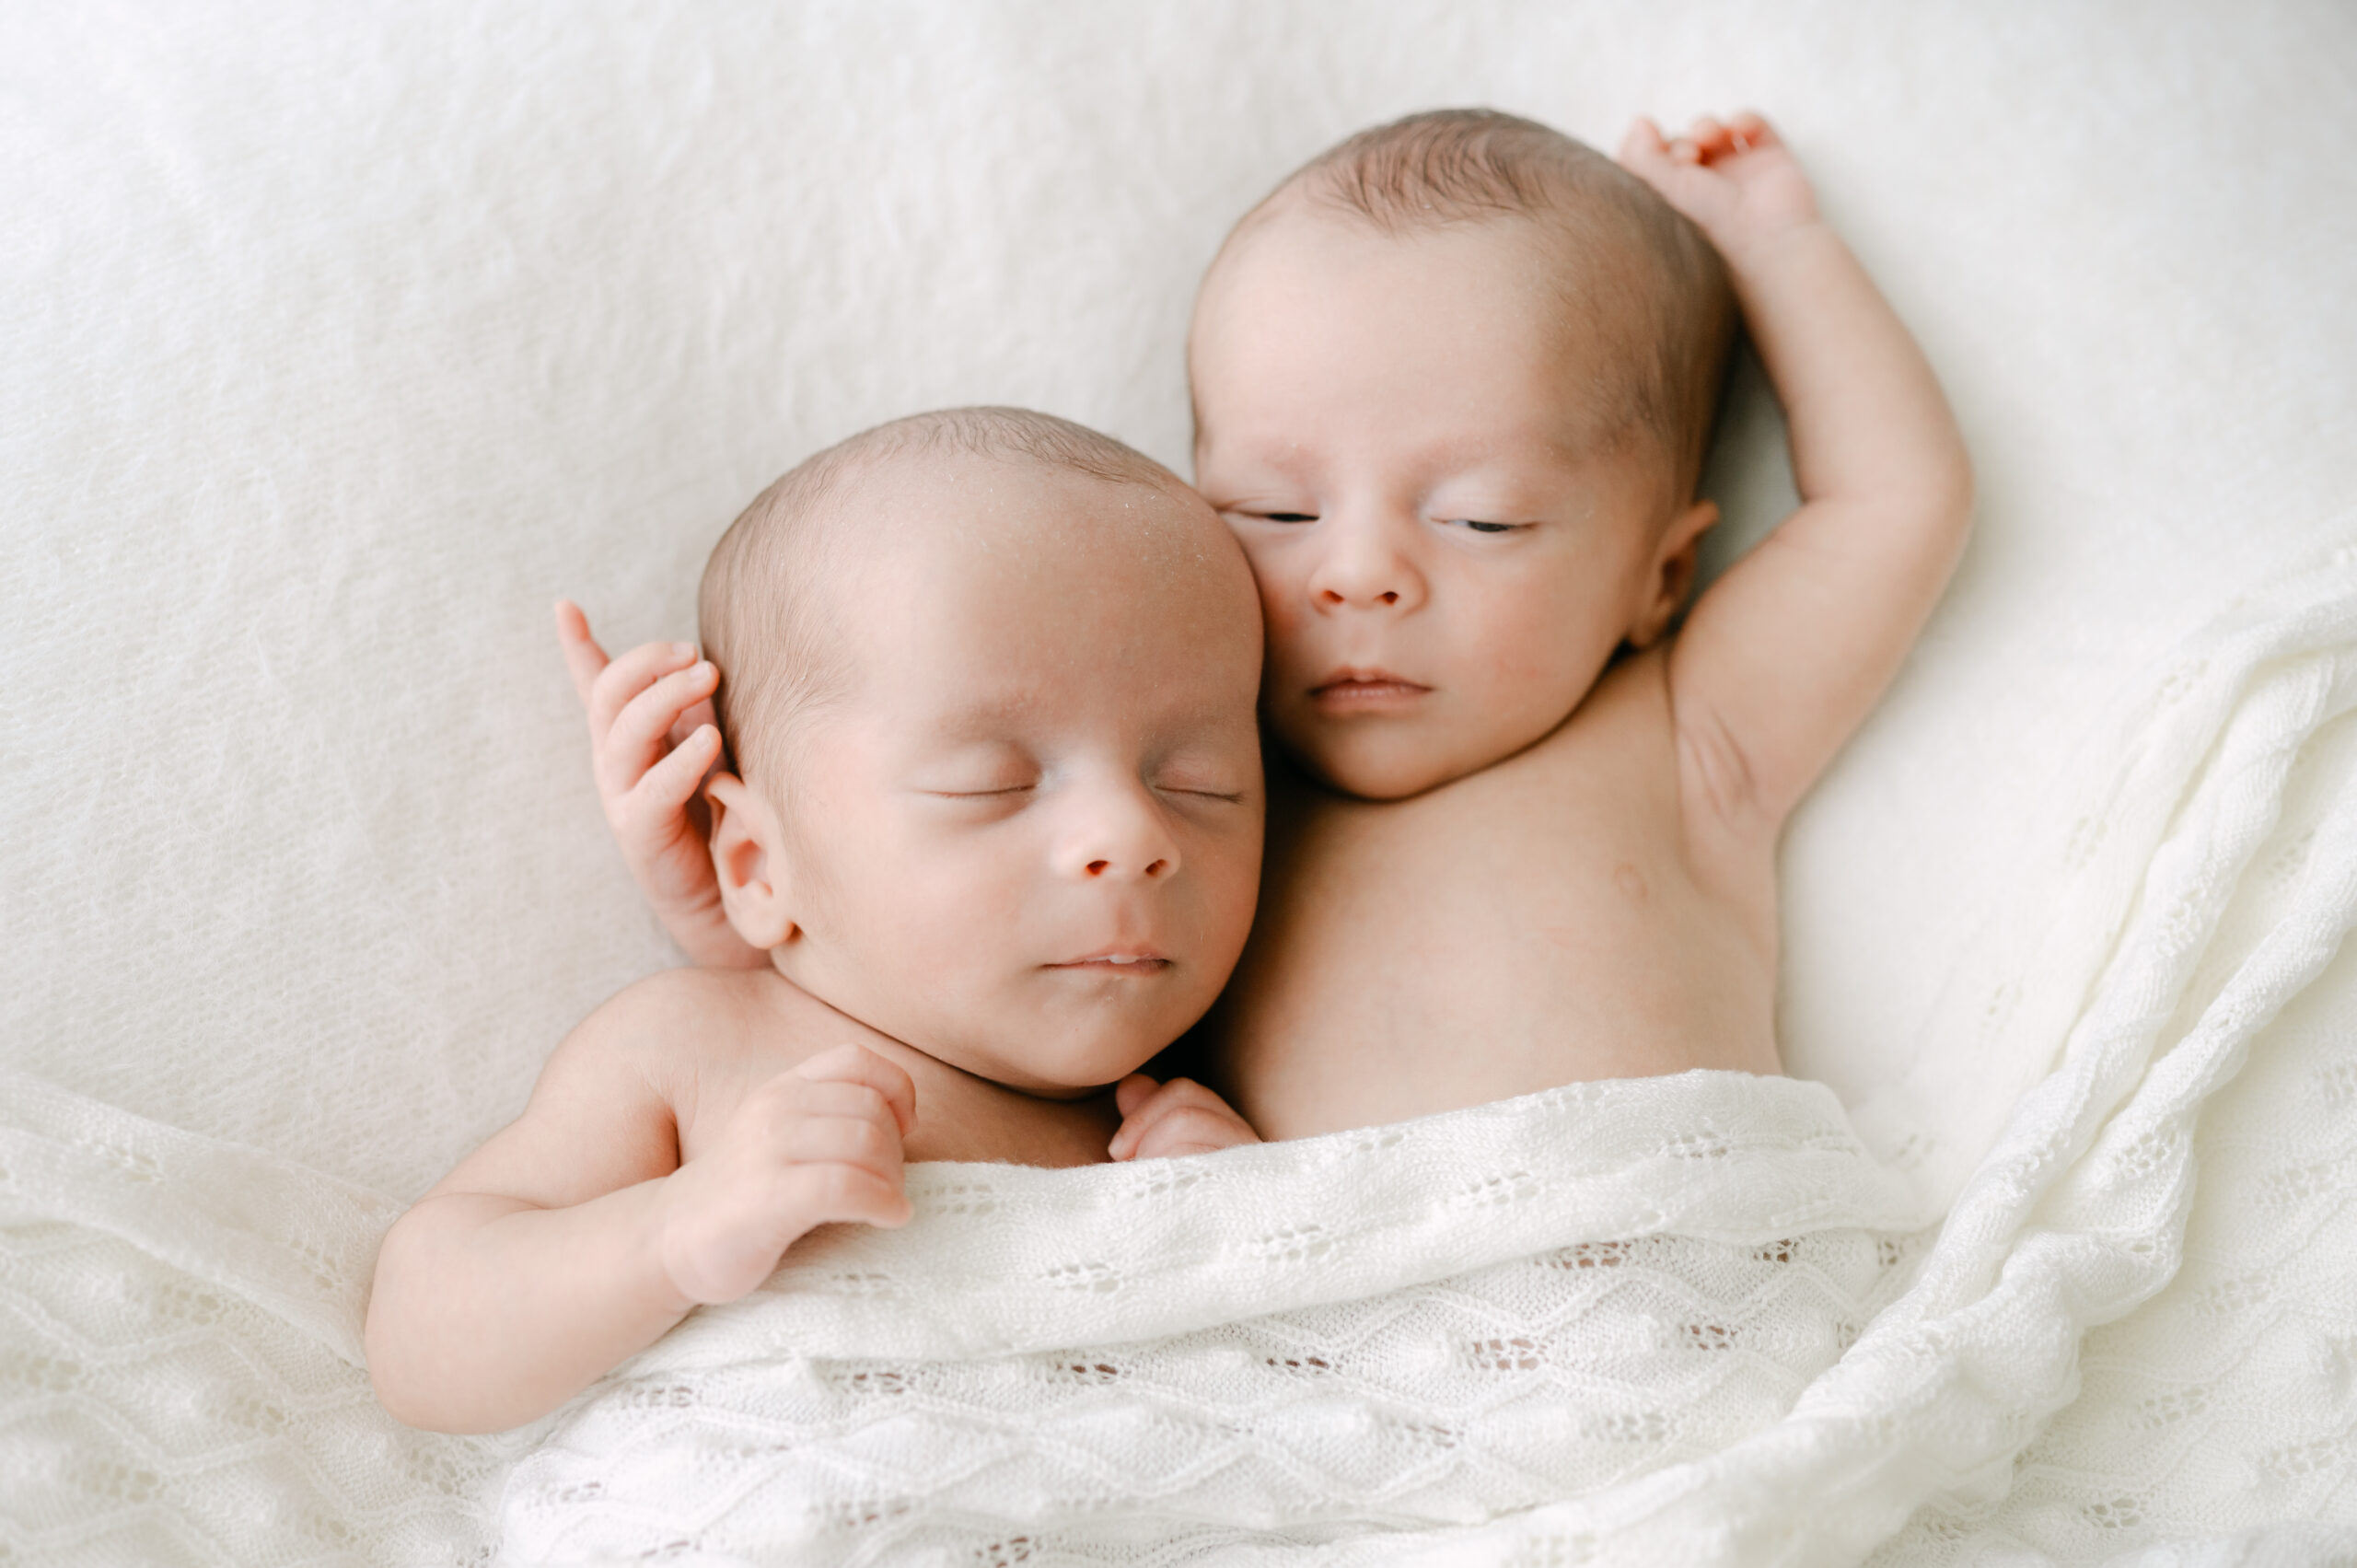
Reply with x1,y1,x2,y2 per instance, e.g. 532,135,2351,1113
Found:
4,2,2353,1562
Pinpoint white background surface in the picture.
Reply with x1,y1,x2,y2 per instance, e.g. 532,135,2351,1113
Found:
4,1,2353,1200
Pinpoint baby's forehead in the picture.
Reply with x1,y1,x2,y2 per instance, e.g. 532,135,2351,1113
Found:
833,453,1186,575
827,455,1233,642
1200,203,1637,356
818,462,1257,740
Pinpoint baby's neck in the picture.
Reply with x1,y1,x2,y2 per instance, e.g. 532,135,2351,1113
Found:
748,968,1124,1167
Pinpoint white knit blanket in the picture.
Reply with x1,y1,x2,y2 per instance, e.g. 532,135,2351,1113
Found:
499,1072,1934,1562
7,549,2353,1565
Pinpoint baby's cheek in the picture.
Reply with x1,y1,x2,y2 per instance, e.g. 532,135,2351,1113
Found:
1472,601,1601,728
1256,597,1317,679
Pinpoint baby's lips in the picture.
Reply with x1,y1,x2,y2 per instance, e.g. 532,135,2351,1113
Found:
1309,661,1432,695
1046,950,1173,973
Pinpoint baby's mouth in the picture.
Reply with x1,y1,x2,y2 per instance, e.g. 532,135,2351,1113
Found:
1311,668,1431,709
1049,951,1172,973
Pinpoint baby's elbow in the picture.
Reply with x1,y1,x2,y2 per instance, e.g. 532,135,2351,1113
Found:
1927,435,1975,532
362,1306,440,1432
1903,445,1975,575
364,1327,513,1434
363,1229,481,1433
1944,446,1977,531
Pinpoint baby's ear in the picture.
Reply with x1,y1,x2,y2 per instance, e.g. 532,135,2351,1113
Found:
704,772,796,951
1631,498,1719,647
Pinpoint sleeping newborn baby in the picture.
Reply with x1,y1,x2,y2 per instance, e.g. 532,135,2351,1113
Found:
1187,110,1971,1135
366,411,1267,1433
571,108,1970,1143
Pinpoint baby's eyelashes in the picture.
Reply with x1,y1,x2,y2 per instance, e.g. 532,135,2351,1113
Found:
1155,782,1247,804
921,782,1035,800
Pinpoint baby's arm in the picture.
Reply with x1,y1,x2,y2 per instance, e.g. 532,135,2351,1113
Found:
1620,114,1974,830
365,972,913,1434
555,602,767,969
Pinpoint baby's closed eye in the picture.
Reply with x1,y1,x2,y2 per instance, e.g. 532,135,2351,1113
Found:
1150,761,1248,802
1218,504,1318,524
911,746,1038,798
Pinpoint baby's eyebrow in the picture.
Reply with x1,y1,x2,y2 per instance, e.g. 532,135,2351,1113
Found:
903,694,1248,756
912,703,1038,744
1418,419,1601,473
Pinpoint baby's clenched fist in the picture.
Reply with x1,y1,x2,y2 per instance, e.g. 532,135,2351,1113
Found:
655,1045,917,1307
1109,1074,1260,1161
1617,110,1818,265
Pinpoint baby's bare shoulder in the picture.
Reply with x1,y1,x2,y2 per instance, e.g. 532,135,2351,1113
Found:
573,967,911,1143
541,966,772,1098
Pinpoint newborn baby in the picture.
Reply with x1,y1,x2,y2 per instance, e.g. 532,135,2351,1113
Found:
574,109,1970,1144
1190,110,1971,1135
367,411,1266,1433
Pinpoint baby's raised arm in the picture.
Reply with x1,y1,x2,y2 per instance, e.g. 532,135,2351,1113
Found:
1620,114,1973,831
365,970,913,1434
554,601,767,970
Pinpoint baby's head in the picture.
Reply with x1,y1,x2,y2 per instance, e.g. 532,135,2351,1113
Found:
699,408,1264,1096
1190,109,1736,798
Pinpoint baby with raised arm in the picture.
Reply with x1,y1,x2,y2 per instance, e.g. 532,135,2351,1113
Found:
575,110,1970,1145
367,411,1267,1433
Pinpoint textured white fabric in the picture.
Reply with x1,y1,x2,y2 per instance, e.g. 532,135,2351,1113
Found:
503,552,2357,1563
502,1074,1937,1561
6,3,2356,1564
6,552,2354,1563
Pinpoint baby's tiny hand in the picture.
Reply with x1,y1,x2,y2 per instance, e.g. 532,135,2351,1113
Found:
1109,1074,1260,1161
1618,111,1818,263
555,601,764,970
656,1045,917,1307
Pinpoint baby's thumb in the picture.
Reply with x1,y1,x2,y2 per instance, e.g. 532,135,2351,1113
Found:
1114,1074,1160,1118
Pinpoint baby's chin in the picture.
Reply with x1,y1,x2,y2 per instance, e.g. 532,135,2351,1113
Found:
1276,716,1517,803
922,1006,1197,1099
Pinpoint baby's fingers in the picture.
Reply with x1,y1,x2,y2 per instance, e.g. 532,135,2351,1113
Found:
1617,115,1672,172
777,1160,912,1230
1618,116,1702,198
587,640,702,738
604,661,720,787
779,1110,909,1215
628,724,724,815
1110,1076,1257,1161
793,1045,919,1139
553,600,611,707
1724,110,1776,152
1113,1072,1162,1121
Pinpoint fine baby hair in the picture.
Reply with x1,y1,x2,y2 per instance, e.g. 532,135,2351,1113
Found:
1201,108,1739,505
699,406,1199,798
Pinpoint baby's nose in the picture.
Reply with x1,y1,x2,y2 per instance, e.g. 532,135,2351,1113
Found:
1085,853,1170,878
1306,516,1424,611
1061,783,1181,882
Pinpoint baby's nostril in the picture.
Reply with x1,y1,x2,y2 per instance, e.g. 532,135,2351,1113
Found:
1145,859,1169,877
1086,859,1109,876
1379,590,1398,604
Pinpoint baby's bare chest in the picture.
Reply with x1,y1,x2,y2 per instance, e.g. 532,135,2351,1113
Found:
1211,682,1782,1140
